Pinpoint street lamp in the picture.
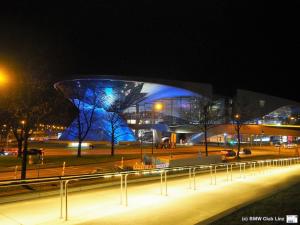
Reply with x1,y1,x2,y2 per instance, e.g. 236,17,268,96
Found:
154,102,163,111
152,102,164,157
234,114,240,120
0,69,9,86
139,131,144,163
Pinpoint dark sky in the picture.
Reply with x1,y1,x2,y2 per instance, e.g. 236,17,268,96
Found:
0,1,299,100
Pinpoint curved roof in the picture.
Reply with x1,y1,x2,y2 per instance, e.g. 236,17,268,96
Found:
54,75,213,98
54,77,204,111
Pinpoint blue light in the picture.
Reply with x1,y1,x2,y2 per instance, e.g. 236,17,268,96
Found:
60,107,136,143
58,79,203,143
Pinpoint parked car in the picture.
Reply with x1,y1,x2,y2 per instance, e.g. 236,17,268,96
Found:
221,150,236,157
240,148,252,155
27,148,44,155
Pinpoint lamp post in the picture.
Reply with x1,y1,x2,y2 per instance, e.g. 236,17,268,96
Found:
223,133,227,149
152,102,164,157
151,129,154,157
139,131,143,162
234,114,241,158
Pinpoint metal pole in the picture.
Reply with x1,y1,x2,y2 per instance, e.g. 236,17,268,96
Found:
37,164,40,178
151,129,154,157
193,168,196,190
189,168,192,189
230,164,233,181
125,174,128,206
120,174,123,204
60,180,63,219
243,163,245,178
164,171,168,196
65,180,70,221
210,166,213,185
253,162,256,175
160,171,163,195
14,165,18,179
214,166,217,185
62,161,66,176
239,163,242,178
226,164,229,181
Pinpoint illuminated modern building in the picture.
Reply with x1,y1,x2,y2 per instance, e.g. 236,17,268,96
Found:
54,76,300,144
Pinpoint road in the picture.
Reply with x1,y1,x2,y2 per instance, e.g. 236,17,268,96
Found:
0,158,299,225
0,145,298,180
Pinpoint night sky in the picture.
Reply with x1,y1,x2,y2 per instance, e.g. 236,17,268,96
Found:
0,1,299,101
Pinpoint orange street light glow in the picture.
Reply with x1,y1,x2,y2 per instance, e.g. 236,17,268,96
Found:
0,69,9,85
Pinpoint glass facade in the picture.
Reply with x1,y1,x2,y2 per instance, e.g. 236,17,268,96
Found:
55,78,300,144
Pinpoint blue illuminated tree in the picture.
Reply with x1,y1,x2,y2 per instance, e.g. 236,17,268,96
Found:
103,83,146,156
58,81,102,157
104,102,131,156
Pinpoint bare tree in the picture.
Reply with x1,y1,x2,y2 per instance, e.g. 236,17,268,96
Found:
104,103,131,156
232,96,255,159
56,81,100,157
101,82,146,156
181,97,221,156
233,114,242,159
1,76,54,179
195,98,221,156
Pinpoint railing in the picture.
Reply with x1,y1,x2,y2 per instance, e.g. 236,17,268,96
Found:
0,156,299,221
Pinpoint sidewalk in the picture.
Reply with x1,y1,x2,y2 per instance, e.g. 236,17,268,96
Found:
0,162,299,225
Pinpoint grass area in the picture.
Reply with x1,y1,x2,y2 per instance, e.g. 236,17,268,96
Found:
0,154,140,169
0,151,194,170
42,154,140,167
211,182,300,225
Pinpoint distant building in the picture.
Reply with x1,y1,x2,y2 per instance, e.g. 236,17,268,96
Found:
54,76,300,144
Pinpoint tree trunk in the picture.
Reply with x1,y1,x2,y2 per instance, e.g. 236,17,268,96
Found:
111,133,115,156
12,128,23,158
77,140,82,157
17,139,23,158
204,124,208,157
21,131,29,180
237,127,241,159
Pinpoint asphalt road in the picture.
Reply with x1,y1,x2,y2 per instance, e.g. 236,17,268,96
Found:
0,145,298,181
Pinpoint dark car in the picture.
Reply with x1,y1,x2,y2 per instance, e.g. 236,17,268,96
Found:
241,148,252,155
221,150,236,157
27,149,43,155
